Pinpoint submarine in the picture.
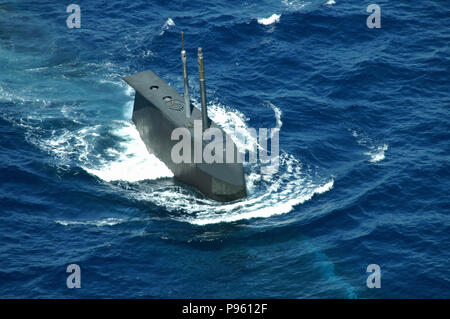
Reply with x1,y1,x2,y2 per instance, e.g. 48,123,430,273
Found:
123,33,247,202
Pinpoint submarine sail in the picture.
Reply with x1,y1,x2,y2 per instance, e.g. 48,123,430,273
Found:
122,35,247,202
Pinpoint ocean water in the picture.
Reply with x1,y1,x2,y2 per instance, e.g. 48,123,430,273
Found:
0,0,448,298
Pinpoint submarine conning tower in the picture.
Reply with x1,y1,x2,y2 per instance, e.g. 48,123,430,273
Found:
122,33,247,202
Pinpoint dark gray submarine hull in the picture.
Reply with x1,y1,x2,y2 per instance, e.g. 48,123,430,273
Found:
123,70,247,202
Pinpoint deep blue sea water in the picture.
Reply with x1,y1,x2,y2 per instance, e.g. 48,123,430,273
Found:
0,0,449,298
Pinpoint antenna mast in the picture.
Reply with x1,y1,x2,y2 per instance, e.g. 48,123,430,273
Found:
181,32,191,117
197,47,209,130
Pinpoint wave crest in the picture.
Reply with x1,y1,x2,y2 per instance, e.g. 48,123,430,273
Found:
257,14,281,25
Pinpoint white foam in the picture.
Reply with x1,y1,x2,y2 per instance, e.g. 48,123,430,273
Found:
324,0,336,6
35,126,93,163
130,167,334,225
81,122,173,182
365,144,388,163
314,179,334,194
55,217,141,227
35,119,173,183
266,101,283,135
352,129,388,163
160,18,175,35
205,100,256,152
282,0,309,11
190,178,334,225
165,18,175,27
258,14,281,25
